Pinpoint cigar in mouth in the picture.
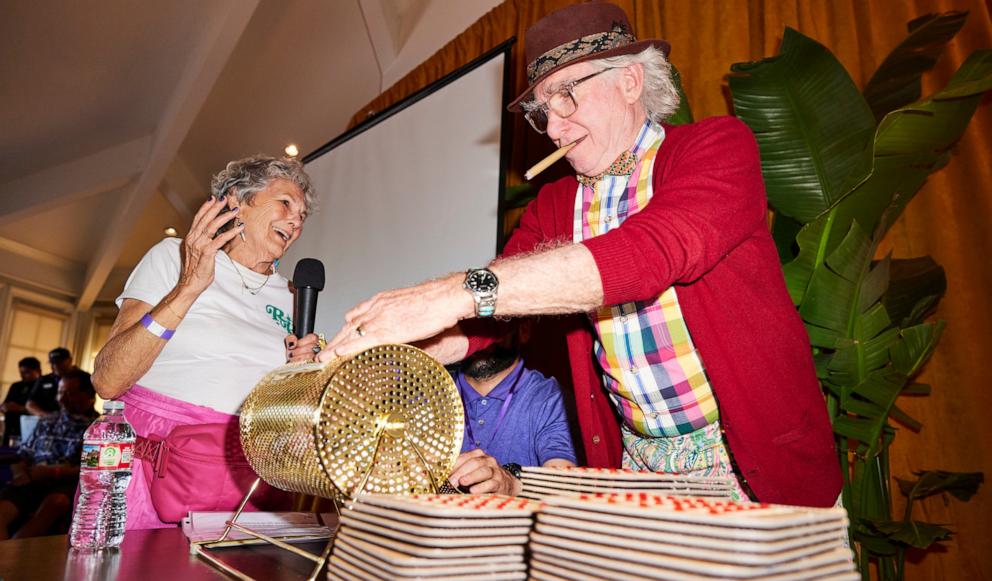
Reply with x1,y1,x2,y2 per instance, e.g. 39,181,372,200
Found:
524,138,583,181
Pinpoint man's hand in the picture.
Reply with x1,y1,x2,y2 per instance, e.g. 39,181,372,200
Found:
447,449,522,496
319,273,474,361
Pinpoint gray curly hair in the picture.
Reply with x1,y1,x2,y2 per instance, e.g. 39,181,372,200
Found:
210,155,316,215
590,45,680,123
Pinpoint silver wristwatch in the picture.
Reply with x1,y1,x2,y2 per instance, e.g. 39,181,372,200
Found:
464,268,499,317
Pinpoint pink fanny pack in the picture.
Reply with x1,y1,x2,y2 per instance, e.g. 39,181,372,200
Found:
134,421,290,523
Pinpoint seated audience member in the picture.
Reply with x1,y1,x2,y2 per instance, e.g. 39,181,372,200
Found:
26,348,91,417
2,357,42,445
447,322,576,495
0,369,97,539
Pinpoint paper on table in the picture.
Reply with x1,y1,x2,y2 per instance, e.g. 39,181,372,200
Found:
182,511,334,545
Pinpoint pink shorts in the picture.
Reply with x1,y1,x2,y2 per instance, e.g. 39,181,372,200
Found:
119,385,242,530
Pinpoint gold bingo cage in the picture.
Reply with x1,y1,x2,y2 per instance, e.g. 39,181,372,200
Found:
194,344,465,580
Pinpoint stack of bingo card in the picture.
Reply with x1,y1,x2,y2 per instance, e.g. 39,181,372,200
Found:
519,466,734,500
528,493,857,581
328,494,542,581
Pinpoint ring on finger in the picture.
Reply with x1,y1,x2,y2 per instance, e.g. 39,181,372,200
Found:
312,345,321,354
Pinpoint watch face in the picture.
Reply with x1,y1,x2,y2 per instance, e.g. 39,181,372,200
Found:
467,269,498,293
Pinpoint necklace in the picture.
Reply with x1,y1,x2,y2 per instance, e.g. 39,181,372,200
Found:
224,251,271,295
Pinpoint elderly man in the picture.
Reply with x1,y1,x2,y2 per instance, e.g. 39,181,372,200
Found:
323,2,840,507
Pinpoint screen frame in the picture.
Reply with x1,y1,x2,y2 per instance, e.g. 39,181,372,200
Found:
302,38,516,254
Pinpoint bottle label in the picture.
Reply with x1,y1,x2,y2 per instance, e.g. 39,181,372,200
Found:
81,442,134,470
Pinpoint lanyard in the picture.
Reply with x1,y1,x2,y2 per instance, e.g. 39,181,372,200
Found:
457,360,524,454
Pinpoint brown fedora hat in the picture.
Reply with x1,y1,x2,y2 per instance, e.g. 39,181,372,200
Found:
508,1,670,112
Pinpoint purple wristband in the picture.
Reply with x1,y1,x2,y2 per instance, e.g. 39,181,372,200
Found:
140,313,175,340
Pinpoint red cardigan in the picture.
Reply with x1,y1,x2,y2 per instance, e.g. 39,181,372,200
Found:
467,116,842,507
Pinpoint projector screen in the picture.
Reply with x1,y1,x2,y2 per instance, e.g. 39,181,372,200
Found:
281,42,512,335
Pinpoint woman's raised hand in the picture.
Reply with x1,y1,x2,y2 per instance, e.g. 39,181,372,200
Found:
177,197,243,296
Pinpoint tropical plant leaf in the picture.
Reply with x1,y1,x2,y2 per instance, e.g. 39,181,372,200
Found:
891,321,945,376
800,222,873,344
862,11,969,121
866,519,953,548
771,212,804,264
833,368,907,455
895,470,984,501
882,257,946,325
889,404,923,432
667,65,694,126
729,28,875,223
874,50,992,157
504,182,535,209
901,382,932,396
853,524,901,556
781,212,833,305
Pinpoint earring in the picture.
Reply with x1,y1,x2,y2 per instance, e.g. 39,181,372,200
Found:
236,219,247,242
272,258,280,273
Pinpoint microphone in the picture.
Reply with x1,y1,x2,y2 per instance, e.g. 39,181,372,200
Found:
292,258,325,337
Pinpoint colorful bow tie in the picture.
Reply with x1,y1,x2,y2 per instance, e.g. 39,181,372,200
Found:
577,150,637,186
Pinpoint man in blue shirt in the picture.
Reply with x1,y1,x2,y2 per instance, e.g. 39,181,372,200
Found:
0,369,96,539
447,322,576,495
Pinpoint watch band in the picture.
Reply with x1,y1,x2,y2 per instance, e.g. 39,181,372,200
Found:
501,462,522,479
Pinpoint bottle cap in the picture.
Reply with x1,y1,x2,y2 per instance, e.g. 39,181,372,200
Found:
103,400,125,412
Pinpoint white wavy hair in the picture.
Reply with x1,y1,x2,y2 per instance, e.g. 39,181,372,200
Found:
210,155,316,215
523,45,680,124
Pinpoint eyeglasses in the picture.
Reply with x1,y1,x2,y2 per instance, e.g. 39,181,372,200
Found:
524,68,616,134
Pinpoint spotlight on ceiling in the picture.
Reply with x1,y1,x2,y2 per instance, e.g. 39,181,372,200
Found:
284,144,299,157
164,227,178,237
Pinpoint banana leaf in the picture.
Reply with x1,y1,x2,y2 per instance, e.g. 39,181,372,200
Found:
799,221,873,345
889,404,923,432
895,470,984,501
890,321,945,376
729,28,875,224
832,368,907,455
882,257,946,325
865,520,953,549
781,211,832,304
863,12,969,121
771,213,804,263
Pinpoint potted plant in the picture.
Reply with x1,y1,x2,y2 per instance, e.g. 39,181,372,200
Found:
726,13,988,580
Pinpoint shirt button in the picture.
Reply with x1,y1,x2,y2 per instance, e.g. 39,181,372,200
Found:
480,400,487,406
592,435,601,445
620,315,627,323
630,366,638,374
478,419,485,425
590,393,595,399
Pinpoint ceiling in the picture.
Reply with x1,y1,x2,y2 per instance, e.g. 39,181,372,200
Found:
0,0,501,309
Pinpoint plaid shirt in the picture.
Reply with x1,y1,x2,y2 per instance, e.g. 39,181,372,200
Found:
573,120,720,437
19,410,95,466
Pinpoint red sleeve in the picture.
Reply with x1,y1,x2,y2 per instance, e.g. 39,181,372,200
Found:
582,117,769,305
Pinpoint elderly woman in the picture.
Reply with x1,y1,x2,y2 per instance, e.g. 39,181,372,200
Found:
92,155,318,530
321,2,841,507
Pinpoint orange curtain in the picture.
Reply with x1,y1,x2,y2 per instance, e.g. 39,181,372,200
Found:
348,2,991,578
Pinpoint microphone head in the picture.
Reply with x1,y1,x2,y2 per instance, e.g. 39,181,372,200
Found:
293,258,325,291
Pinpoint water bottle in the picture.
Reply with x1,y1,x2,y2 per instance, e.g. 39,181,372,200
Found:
70,400,135,550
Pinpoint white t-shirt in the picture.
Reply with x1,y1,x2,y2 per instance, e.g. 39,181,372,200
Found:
116,238,295,414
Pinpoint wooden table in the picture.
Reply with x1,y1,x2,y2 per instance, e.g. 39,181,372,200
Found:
0,523,336,580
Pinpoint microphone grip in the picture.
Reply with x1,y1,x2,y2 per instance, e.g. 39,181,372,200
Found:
294,287,319,337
